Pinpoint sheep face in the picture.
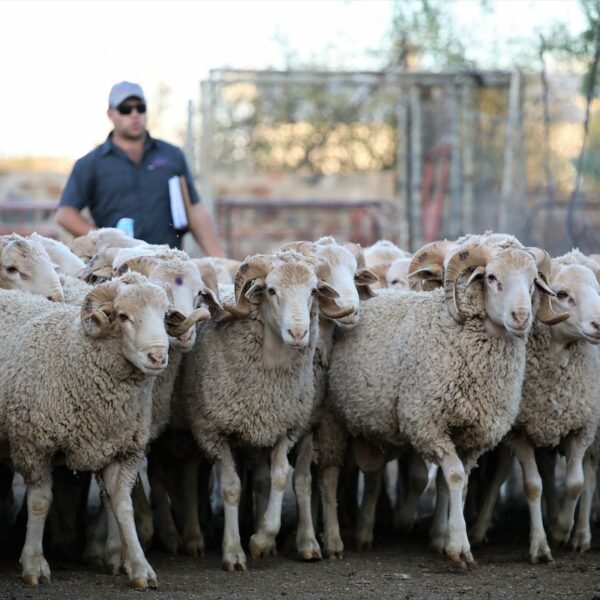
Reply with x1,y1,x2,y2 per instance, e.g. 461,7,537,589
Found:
478,249,538,335
548,264,600,344
315,243,362,328
81,276,171,374
0,236,64,302
111,282,171,374
259,262,318,348
146,260,207,351
386,258,412,290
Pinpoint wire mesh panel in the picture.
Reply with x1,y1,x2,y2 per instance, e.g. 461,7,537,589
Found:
199,69,517,257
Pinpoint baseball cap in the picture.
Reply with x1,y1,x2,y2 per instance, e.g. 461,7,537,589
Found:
108,81,145,109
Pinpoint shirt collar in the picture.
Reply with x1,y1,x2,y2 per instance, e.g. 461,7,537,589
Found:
100,131,157,156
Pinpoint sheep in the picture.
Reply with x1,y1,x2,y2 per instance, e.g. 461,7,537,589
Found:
194,257,241,285
178,250,353,571
322,241,566,568
271,237,377,559
29,232,85,277
69,227,147,262
363,240,411,290
0,272,205,588
468,250,600,562
0,234,64,301
65,248,220,569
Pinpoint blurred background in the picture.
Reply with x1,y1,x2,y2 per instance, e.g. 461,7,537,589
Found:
2,0,600,257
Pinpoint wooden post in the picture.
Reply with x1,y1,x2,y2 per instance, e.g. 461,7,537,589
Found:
409,84,423,251
499,70,521,234
461,78,475,234
200,79,215,219
449,81,462,239
395,88,410,249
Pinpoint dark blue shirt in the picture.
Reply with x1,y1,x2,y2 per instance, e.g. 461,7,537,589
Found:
59,132,199,249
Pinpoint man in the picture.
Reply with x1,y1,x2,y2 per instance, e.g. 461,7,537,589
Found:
56,81,225,256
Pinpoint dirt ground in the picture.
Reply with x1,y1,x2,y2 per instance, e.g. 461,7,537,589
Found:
2,511,600,600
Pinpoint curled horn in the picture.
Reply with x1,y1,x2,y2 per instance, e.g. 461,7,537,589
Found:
166,306,211,337
408,240,454,291
80,280,121,338
223,254,273,318
318,290,355,320
525,247,570,325
114,255,157,277
279,240,316,256
79,248,120,284
444,245,488,323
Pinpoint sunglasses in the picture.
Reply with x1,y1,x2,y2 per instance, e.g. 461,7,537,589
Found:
116,103,147,115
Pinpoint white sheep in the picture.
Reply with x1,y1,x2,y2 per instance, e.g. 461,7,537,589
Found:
69,227,147,262
322,241,564,568
178,250,352,571
469,249,600,562
0,272,202,588
29,232,85,277
0,234,63,301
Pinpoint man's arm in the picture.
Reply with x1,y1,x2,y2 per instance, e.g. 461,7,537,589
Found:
55,206,96,237
186,203,226,257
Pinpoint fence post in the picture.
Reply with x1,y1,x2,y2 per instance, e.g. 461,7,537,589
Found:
409,84,423,251
461,78,475,234
200,79,215,219
395,87,410,250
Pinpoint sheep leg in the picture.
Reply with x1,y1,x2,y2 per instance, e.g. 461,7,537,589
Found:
293,433,322,561
395,451,429,532
132,477,154,552
572,452,598,552
537,448,559,524
512,437,553,564
550,435,587,545
429,467,449,554
216,445,246,571
252,455,270,527
249,435,294,558
439,453,474,569
147,454,181,555
469,444,512,544
355,469,383,550
20,475,52,586
104,495,122,575
180,458,206,557
100,460,157,589
319,465,344,559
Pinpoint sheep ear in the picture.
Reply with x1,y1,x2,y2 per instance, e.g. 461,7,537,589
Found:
199,285,222,311
355,268,378,285
316,280,340,299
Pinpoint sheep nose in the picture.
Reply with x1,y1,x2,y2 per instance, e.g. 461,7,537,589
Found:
287,328,308,342
147,350,167,366
511,310,529,328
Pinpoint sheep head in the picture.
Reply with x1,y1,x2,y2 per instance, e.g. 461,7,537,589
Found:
80,273,172,375
444,244,567,334
0,235,64,302
407,240,454,292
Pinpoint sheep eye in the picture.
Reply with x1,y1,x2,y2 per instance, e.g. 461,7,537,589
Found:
118,313,129,323
5,266,18,274
557,291,568,300
487,274,497,283
311,288,317,296
268,288,276,296
391,279,400,285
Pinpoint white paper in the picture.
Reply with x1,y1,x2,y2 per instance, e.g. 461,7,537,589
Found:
169,175,188,229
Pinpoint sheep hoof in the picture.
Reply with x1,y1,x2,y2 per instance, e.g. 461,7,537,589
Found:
84,556,105,569
108,563,120,576
131,577,148,589
325,549,343,560
223,560,248,572
249,534,276,559
22,574,39,586
298,548,322,562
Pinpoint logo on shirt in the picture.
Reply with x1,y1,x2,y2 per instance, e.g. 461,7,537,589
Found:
147,156,168,170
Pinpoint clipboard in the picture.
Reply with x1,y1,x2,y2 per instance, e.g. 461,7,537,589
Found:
169,175,193,230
